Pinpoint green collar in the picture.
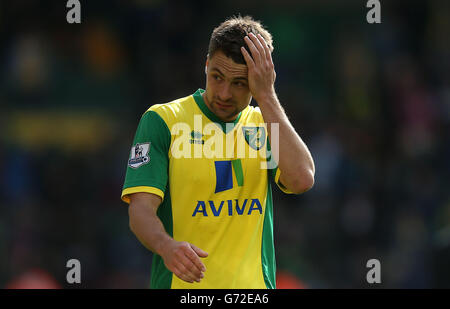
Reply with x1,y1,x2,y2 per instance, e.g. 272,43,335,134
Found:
192,88,242,133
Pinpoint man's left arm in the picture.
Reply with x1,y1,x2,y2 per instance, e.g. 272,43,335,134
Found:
242,33,315,194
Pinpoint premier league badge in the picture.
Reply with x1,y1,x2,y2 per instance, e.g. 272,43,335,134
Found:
128,142,150,169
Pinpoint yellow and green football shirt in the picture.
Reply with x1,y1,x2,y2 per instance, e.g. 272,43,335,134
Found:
121,89,293,289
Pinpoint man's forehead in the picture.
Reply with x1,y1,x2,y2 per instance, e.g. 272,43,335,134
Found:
209,51,248,77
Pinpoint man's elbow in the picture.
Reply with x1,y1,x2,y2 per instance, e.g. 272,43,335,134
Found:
289,170,315,194
128,204,138,235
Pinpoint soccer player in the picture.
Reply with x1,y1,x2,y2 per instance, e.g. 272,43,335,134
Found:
121,16,315,289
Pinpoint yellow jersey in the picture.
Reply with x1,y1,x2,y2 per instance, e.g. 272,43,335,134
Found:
121,89,292,289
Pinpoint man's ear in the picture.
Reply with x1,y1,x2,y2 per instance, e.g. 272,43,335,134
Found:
205,58,209,75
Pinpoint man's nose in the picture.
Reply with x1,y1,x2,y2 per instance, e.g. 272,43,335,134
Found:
218,83,232,102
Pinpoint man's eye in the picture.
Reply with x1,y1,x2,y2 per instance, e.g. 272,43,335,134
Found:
235,82,246,87
214,75,222,81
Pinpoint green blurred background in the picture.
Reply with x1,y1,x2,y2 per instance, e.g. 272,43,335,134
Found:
0,0,449,288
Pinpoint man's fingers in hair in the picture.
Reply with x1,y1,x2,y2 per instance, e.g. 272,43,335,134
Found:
244,35,261,65
257,33,273,64
241,46,255,69
249,32,266,60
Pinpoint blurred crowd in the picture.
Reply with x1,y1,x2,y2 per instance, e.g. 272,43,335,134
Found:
0,0,449,288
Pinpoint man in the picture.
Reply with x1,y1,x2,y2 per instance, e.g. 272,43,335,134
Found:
121,15,315,289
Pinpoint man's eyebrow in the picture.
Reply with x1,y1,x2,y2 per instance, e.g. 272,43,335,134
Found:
233,76,248,82
211,67,248,81
211,67,224,76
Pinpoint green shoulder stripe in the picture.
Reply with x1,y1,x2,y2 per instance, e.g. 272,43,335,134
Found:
122,110,171,196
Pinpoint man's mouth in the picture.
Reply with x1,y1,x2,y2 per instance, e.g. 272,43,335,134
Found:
215,101,233,109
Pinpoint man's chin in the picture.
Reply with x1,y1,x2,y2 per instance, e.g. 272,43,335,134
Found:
213,108,239,122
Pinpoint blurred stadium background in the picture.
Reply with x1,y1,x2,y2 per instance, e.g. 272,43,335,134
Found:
0,0,449,288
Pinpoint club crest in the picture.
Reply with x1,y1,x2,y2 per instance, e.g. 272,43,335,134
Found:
242,126,266,150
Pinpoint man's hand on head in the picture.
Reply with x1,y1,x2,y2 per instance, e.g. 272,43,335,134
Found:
241,32,277,104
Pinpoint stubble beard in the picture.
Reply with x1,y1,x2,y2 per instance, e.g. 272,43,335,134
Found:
206,94,240,122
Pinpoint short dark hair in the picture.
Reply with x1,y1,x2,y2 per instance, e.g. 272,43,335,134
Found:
207,15,274,65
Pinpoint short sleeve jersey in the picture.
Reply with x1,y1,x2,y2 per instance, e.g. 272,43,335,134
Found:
121,89,293,289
